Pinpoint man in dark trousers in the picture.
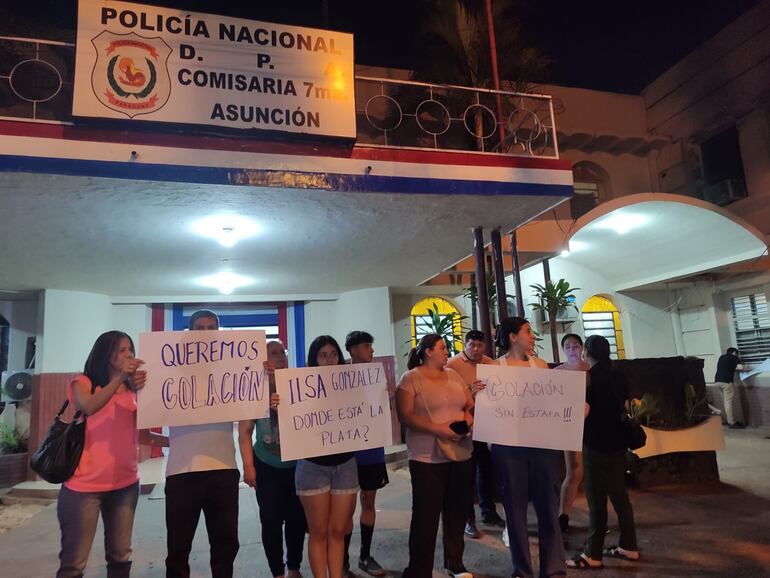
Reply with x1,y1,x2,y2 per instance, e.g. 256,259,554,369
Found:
165,310,240,578
446,330,503,538
343,330,388,577
715,347,745,429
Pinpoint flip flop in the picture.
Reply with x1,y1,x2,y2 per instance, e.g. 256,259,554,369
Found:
603,546,639,561
566,554,603,569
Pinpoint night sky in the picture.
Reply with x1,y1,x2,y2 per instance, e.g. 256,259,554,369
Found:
0,0,761,93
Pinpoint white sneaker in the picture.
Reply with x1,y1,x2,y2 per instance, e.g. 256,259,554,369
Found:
502,527,509,548
446,569,473,578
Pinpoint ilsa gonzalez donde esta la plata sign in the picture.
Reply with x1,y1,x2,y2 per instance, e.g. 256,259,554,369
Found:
72,0,356,138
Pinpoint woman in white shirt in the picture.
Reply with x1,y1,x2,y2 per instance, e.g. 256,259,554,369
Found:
490,317,566,578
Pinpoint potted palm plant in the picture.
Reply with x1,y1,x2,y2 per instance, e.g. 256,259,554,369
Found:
530,279,580,363
462,271,516,331
0,423,30,487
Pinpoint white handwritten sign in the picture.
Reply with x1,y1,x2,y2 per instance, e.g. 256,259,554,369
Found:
276,363,392,461
137,329,269,428
473,365,586,452
73,0,355,138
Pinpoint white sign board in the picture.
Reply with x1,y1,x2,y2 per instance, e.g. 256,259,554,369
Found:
740,358,770,382
73,0,356,138
137,329,269,428
276,363,392,461
473,365,586,452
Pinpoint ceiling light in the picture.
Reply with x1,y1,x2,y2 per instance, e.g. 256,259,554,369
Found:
198,272,253,295
568,240,588,252
595,212,648,235
191,215,260,247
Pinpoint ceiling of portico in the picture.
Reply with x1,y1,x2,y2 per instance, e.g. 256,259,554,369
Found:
420,193,768,294
0,172,566,299
563,194,768,291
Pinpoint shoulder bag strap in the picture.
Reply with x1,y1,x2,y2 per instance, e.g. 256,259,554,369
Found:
59,378,98,421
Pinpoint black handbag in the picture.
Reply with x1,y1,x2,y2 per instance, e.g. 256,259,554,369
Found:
621,413,647,451
30,399,87,484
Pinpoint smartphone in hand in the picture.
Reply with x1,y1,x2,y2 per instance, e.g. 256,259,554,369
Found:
449,420,470,435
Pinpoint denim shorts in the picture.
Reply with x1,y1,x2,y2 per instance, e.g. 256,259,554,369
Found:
295,457,359,496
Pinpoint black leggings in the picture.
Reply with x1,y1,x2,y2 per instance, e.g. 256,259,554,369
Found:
254,456,308,577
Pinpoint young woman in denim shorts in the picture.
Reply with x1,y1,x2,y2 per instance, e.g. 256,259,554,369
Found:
272,335,359,578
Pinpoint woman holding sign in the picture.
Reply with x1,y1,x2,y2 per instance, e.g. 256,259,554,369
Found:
396,333,475,578
489,317,566,578
56,330,165,578
273,335,358,578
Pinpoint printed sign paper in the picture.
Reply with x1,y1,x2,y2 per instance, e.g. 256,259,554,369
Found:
74,0,356,137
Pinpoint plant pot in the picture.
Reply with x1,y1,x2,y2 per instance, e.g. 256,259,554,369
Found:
0,452,30,488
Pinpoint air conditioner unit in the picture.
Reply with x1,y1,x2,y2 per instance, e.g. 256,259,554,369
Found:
1,370,33,402
555,306,579,323
522,298,544,329
702,178,746,206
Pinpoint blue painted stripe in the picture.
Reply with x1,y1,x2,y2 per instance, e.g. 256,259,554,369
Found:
172,304,185,331
172,303,279,330
294,301,305,368
0,155,572,197
213,313,278,327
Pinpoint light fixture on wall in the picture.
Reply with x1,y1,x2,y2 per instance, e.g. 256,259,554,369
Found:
198,272,253,295
191,215,261,247
594,212,648,235
560,239,588,257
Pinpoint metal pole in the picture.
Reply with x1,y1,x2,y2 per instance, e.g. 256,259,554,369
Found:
491,228,508,325
473,227,493,357
484,0,506,148
510,230,525,317
542,259,560,363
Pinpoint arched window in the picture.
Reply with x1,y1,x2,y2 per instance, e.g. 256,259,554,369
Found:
410,297,464,353
572,161,612,219
581,295,625,359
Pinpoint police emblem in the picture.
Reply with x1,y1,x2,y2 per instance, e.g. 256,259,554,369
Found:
91,31,171,118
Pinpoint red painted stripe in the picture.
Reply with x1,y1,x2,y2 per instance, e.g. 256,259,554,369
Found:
149,303,165,457
151,303,165,331
0,120,572,171
277,302,288,346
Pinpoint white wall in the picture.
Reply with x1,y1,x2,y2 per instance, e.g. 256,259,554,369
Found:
39,289,113,373
112,304,152,349
510,258,678,363
0,299,38,371
672,278,770,382
304,287,395,361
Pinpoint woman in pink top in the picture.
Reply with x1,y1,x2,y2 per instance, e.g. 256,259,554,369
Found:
396,334,475,578
57,330,163,578
555,333,590,534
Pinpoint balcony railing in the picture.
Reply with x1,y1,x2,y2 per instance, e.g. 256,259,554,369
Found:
355,76,559,159
0,36,558,159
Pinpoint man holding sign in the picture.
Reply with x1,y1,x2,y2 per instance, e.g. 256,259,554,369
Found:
163,310,240,578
